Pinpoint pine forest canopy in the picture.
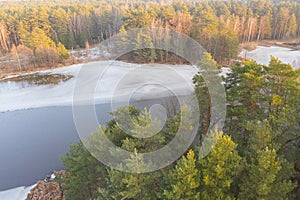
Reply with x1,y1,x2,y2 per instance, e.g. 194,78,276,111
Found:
0,0,300,64
60,46,300,200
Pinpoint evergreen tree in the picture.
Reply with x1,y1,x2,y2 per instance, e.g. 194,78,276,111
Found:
49,8,69,45
239,120,295,200
164,150,200,200
56,42,70,61
287,14,297,38
120,150,163,200
114,26,130,55
24,27,56,49
134,30,156,63
123,7,151,29
225,60,265,151
193,53,220,137
98,150,164,200
263,57,300,166
61,142,107,200
199,131,241,200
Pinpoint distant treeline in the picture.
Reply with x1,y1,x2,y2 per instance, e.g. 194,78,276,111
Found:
0,0,300,64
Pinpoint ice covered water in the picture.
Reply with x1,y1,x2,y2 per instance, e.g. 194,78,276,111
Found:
0,61,199,191
0,61,198,113
240,46,300,69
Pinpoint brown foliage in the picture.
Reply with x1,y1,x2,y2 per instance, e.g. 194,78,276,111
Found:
35,47,59,67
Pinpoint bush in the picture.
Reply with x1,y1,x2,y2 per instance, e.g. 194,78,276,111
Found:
35,46,59,67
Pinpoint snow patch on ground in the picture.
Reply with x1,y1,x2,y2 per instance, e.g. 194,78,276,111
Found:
0,184,36,200
220,67,232,78
70,46,111,61
240,46,300,68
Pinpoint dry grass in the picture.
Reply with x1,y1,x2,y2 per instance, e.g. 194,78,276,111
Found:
240,42,259,51
0,58,80,79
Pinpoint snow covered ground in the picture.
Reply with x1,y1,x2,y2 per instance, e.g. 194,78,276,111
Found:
240,46,300,68
0,185,35,200
69,46,110,60
220,67,232,78
0,61,201,113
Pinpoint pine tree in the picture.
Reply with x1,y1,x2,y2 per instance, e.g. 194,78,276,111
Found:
114,26,130,55
134,30,156,63
120,150,163,200
287,14,297,38
193,53,219,136
199,131,241,200
264,57,300,134
99,149,163,200
164,150,200,200
225,60,265,151
238,120,295,200
263,57,300,165
123,7,151,29
24,27,56,49
61,142,107,200
239,147,284,200
49,8,69,44
57,42,70,61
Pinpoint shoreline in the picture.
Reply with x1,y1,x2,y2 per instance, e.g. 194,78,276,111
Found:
1,39,299,80
239,39,300,52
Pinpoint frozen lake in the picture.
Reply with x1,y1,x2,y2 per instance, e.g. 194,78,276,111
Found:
0,61,199,191
1,46,298,197
0,99,176,191
240,46,300,68
0,61,197,113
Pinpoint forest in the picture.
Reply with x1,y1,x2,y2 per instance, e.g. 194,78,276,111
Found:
59,55,300,199
1,0,300,70
0,0,299,199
